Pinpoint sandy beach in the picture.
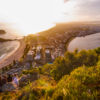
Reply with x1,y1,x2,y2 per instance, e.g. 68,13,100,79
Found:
0,39,26,69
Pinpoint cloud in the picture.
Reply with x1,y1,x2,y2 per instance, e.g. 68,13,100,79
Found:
63,0,100,21
64,0,69,3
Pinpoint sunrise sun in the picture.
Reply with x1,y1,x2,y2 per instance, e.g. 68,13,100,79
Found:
0,0,66,36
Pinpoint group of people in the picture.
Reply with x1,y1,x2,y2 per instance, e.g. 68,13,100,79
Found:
0,73,19,92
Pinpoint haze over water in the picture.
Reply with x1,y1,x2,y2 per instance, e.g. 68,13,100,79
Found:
0,23,23,39
0,24,21,60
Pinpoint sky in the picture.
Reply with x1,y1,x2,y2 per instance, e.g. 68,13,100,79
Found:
63,0,100,21
0,0,99,35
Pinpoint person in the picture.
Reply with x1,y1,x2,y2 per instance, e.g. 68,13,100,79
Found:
0,75,2,92
7,74,12,82
13,74,19,87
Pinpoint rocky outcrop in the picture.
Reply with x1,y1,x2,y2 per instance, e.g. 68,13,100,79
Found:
19,72,39,87
19,74,30,87
2,82,16,91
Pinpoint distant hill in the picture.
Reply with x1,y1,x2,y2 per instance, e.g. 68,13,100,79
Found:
0,30,6,34
38,21,100,37
0,38,12,42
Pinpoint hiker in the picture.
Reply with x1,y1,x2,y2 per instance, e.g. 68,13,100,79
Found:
7,74,12,82
13,74,19,87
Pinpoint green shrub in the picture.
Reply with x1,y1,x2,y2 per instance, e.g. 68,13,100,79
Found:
22,68,39,75
41,64,53,75
52,66,100,100
50,49,98,81
45,88,54,99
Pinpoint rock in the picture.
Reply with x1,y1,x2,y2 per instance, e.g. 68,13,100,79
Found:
7,67,23,76
19,74,30,87
2,82,16,92
24,63,31,70
19,73,39,87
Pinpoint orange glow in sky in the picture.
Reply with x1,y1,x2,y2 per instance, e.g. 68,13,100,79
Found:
0,0,66,35
0,0,99,35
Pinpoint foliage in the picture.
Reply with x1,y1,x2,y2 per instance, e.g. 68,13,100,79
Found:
22,44,30,58
50,49,98,81
24,34,37,45
52,65,100,100
41,64,54,75
1,47,100,100
94,47,100,55
45,87,54,100
22,68,39,75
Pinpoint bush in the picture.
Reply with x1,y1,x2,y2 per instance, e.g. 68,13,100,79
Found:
22,68,39,75
41,64,54,75
52,66,100,100
45,88,54,100
50,49,98,81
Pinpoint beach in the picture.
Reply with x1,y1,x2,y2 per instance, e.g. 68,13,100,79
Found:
0,39,25,69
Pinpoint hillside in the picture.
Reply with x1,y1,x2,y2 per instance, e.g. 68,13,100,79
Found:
0,30,6,34
1,48,100,100
39,22,100,37
1,22,100,100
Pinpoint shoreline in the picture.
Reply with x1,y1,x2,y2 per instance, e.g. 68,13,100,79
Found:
0,41,20,62
67,32,100,52
0,31,99,69
65,36,76,51
65,33,96,52
0,39,26,69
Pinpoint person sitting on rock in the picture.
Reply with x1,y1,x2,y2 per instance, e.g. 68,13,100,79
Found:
7,74,12,82
13,74,19,87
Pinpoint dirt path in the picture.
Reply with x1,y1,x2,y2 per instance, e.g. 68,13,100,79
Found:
0,39,26,69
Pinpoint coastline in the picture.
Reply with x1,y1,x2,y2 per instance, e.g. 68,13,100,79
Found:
65,36,76,51
0,41,20,62
67,32,100,52
0,31,99,69
0,39,26,69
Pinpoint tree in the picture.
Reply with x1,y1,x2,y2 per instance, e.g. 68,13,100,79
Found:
50,49,98,81
52,66,100,100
